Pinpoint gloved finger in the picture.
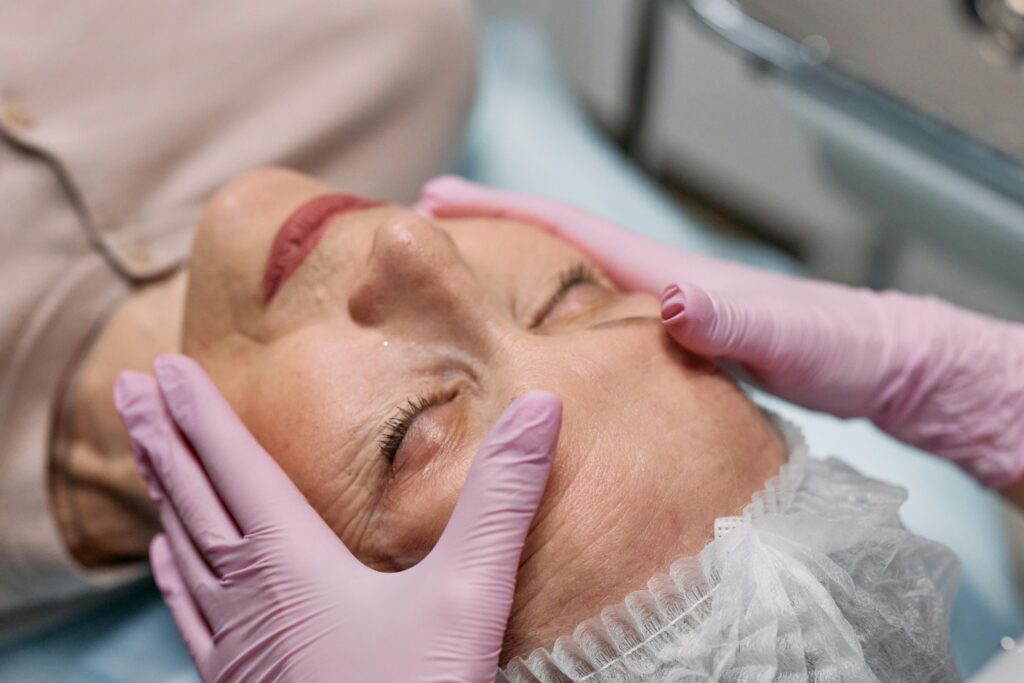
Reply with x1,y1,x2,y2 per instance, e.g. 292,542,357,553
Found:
114,381,220,605
662,279,800,361
416,176,699,294
151,355,364,570
431,390,560,614
660,280,824,395
150,534,213,667
417,175,642,262
151,475,228,631
660,280,741,358
114,372,242,556
415,176,554,226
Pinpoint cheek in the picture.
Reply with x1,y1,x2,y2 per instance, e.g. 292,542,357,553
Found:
242,387,381,534
372,445,472,569
222,340,389,546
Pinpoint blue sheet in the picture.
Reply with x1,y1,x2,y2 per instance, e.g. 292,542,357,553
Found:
2,20,1018,682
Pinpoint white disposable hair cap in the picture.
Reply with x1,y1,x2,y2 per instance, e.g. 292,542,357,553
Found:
499,414,961,682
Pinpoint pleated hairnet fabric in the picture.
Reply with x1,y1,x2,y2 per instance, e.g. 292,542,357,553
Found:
498,415,961,682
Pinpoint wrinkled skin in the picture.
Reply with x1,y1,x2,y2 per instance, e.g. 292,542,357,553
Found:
182,167,785,658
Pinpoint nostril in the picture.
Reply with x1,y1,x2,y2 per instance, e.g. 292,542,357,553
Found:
347,283,386,327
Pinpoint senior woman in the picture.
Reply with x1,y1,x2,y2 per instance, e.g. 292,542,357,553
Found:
114,168,962,681
0,0,473,636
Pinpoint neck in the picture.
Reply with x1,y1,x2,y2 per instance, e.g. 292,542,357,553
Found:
51,270,188,567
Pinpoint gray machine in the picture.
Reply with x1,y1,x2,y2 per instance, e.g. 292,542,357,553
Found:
681,0,1024,313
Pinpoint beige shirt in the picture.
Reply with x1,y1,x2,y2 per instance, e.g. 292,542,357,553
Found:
0,0,474,630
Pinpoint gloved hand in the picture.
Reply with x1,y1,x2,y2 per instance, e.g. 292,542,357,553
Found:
418,176,1024,489
114,354,562,683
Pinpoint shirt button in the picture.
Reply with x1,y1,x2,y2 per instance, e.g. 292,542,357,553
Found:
124,241,153,268
1,97,35,130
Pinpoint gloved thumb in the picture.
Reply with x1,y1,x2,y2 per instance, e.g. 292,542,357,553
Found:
430,390,561,592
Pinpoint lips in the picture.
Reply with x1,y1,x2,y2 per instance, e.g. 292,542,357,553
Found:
263,193,383,303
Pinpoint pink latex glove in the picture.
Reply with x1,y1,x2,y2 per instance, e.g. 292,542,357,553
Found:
418,176,1024,488
114,354,562,683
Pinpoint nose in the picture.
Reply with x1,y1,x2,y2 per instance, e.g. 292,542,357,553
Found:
347,210,496,345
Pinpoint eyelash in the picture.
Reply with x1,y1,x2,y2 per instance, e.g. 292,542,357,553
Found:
378,262,599,461
529,262,599,328
378,392,449,462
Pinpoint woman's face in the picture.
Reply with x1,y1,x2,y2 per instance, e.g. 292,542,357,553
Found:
183,167,784,658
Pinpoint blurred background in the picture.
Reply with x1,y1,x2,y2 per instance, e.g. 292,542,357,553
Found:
473,0,1024,322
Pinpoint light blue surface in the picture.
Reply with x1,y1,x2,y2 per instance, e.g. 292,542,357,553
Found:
2,20,1019,682
0,583,194,683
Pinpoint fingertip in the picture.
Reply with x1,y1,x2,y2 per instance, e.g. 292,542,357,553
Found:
661,281,747,362
419,174,473,197
411,201,435,219
509,390,563,422
420,173,468,190
661,283,686,323
499,391,563,455
153,354,210,432
112,370,158,416
149,534,181,599
149,534,172,574
416,174,477,213
153,353,197,390
661,280,716,321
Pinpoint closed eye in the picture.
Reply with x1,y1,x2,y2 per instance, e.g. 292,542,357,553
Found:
378,389,456,462
528,262,600,328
